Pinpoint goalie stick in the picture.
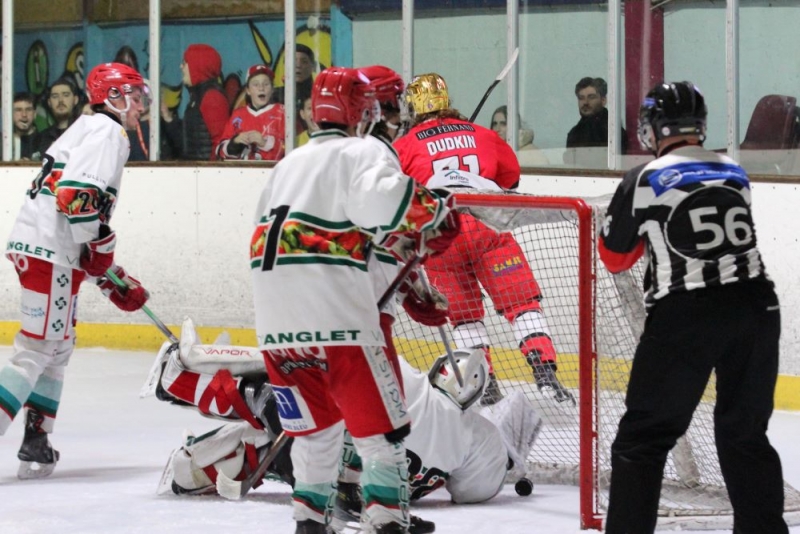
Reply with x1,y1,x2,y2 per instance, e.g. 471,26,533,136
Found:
468,47,520,123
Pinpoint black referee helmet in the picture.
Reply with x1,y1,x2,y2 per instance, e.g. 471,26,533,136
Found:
637,81,707,152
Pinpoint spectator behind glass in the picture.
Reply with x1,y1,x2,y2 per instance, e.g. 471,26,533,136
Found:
39,76,81,154
12,92,42,161
565,77,627,153
114,45,140,72
216,64,285,161
491,105,549,166
161,44,230,160
113,45,150,161
273,44,316,133
295,96,318,147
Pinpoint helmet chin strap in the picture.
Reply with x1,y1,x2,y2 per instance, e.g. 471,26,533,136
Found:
104,93,132,127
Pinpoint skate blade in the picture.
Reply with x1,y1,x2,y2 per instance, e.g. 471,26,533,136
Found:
18,460,57,480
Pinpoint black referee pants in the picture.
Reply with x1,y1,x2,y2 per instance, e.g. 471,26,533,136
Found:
605,282,788,534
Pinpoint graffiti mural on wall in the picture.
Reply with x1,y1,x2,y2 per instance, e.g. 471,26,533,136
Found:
14,15,339,131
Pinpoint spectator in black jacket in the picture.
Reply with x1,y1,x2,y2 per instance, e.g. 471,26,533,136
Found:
273,44,317,135
39,76,81,154
565,77,627,153
12,92,42,161
161,44,230,160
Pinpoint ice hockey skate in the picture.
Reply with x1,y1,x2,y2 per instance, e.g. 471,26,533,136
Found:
335,481,434,534
17,408,60,479
527,355,575,406
334,481,363,524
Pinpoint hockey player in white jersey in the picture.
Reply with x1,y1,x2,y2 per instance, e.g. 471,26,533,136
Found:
1,62,150,479
250,66,459,534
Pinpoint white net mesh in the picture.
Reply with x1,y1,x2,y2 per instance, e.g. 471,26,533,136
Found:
390,192,800,529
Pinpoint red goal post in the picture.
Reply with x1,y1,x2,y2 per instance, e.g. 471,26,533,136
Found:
390,191,800,530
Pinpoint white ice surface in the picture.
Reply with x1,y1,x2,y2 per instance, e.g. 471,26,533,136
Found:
0,347,798,534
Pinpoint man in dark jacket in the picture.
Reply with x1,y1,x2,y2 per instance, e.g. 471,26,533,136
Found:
273,44,316,135
38,77,81,154
12,92,42,161
161,44,230,160
565,77,627,152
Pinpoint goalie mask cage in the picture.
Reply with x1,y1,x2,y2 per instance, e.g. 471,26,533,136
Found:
391,192,800,530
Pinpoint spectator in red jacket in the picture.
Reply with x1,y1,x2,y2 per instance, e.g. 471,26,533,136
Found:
161,44,230,160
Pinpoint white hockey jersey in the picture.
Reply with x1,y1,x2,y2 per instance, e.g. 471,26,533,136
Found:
400,358,508,503
250,130,447,350
6,113,130,269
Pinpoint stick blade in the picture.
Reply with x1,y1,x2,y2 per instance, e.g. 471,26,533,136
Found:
495,47,520,82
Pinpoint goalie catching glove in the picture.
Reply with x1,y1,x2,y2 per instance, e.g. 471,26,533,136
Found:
398,269,449,327
96,265,149,312
80,224,116,277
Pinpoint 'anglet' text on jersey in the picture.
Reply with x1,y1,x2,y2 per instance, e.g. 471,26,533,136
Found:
7,241,55,259
262,329,361,345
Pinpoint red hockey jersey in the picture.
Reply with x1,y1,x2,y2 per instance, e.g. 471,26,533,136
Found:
393,117,520,190
217,103,286,161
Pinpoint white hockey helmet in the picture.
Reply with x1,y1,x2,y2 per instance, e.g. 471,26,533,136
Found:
428,348,490,410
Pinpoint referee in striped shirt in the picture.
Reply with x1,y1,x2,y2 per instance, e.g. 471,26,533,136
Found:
598,81,788,534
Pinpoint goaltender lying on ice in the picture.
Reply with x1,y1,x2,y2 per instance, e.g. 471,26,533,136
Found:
143,318,541,525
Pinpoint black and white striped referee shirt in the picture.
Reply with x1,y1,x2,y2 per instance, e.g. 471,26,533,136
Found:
599,144,772,309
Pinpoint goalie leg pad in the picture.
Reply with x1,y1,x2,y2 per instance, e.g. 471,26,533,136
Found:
179,317,266,376
487,391,543,482
163,422,272,495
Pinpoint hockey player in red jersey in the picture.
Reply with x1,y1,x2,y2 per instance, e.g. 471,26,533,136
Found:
0,62,150,479
392,73,574,406
216,64,286,161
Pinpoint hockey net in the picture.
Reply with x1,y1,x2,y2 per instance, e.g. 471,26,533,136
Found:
391,191,800,530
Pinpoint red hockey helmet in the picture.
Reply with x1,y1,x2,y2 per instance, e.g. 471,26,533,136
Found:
86,62,146,106
359,65,404,111
311,67,378,128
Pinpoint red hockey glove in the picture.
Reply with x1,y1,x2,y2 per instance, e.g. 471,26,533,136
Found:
97,265,149,312
422,207,461,257
80,224,116,277
398,270,449,327
383,233,417,263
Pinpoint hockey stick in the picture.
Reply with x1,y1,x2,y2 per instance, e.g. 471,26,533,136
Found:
468,47,520,123
216,256,425,499
377,253,425,310
105,268,178,343
216,430,291,500
416,268,464,387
